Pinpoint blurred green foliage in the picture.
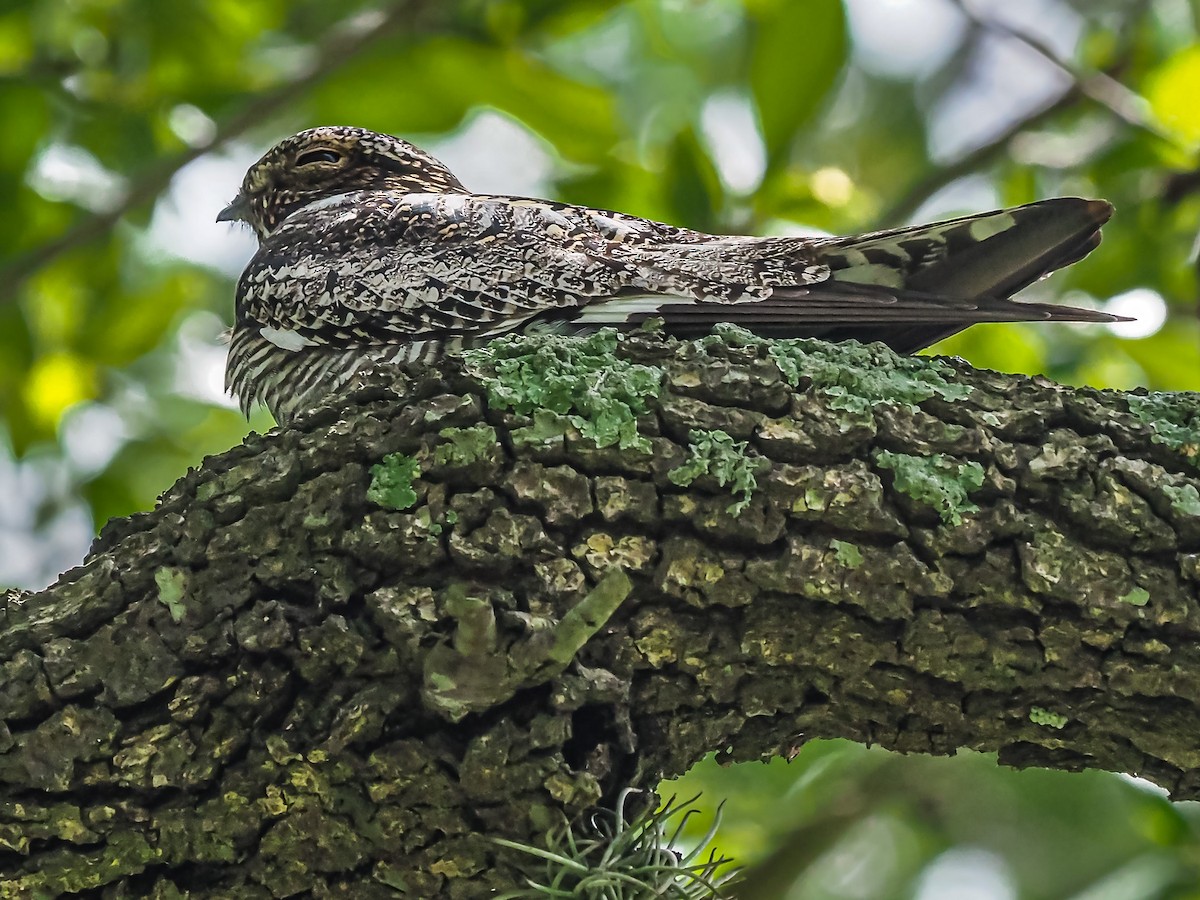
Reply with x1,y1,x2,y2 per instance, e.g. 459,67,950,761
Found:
3,0,1200,895
667,743,1200,899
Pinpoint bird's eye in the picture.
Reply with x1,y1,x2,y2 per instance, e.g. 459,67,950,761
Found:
296,149,342,166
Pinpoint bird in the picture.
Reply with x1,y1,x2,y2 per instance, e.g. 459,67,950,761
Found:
217,125,1124,425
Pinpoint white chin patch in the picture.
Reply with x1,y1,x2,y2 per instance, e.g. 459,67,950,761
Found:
260,326,317,351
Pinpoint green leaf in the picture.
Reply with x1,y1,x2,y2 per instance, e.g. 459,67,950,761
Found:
665,128,724,231
1146,45,1200,149
309,37,617,159
747,0,846,167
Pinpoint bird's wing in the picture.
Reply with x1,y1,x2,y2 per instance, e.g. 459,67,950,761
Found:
233,192,690,349
236,193,1121,357
561,198,1120,352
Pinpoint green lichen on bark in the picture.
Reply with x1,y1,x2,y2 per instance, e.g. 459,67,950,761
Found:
830,539,864,569
462,329,663,452
1162,483,1200,517
1030,707,1069,729
435,425,501,467
668,428,764,514
154,567,187,623
6,832,163,895
1120,587,1150,607
707,324,972,413
1126,392,1200,467
875,451,984,525
414,507,446,539
367,453,420,510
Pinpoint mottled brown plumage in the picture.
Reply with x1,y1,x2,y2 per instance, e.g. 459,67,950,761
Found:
219,126,1123,424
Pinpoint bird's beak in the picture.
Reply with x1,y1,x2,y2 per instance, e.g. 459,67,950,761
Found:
216,195,248,224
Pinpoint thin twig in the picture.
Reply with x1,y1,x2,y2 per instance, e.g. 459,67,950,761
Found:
2,0,436,300
952,0,1165,137
875,85,1085,228
876,0,1156,228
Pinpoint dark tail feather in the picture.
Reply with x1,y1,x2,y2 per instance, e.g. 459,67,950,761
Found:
806,197,1117,350
898,198,1111,299
613,281,1123,353
552,198,1123,354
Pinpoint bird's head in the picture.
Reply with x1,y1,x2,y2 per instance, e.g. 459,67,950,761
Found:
217,126,466,238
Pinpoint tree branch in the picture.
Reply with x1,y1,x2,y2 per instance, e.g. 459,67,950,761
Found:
1,0,440,301
1,330,1198,897
876,0,1156,228
952,0,1162,134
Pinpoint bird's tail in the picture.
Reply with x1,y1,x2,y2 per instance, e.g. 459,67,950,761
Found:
552,198,1125,353
802,197,1116,351
824,198,1110,296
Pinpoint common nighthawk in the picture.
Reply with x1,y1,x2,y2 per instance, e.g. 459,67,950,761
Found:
218,126,1123,424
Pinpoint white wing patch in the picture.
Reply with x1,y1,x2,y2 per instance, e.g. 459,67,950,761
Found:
574,296,670,324
830,263,906,289
261,326,318,351
968,213,1016,242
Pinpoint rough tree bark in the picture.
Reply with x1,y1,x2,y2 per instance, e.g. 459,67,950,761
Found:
1,328,1198,898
